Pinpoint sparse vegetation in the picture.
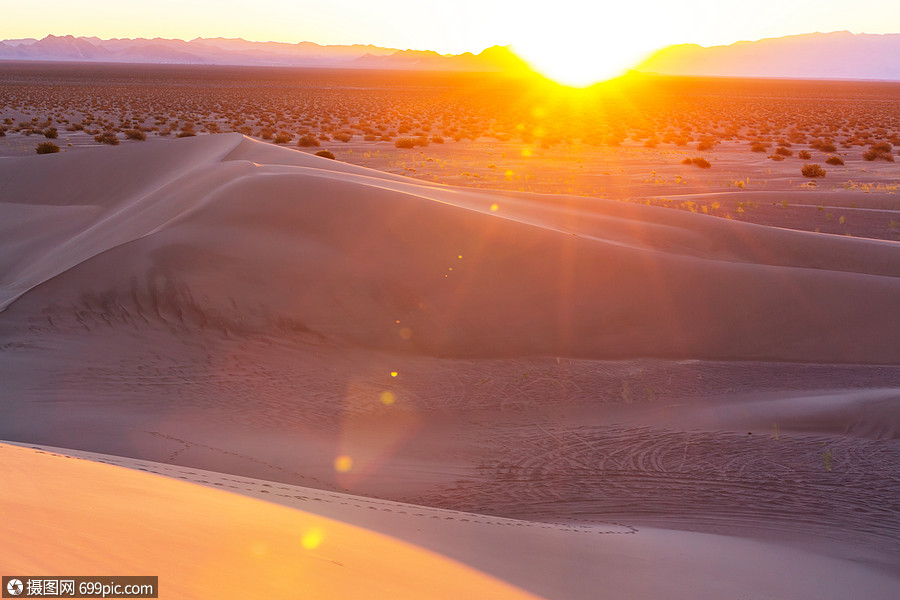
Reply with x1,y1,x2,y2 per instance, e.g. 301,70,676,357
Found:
4,63,900,243
297,134,320,147
314,149,336,160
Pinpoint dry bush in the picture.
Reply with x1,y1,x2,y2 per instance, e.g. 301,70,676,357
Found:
801,163,826,178
314,149,335,159
774,147,793,156
682,157,710,168
750,141,768,152
297,134,320,147
94,132,119,145
43,127,58,139
863,142,894,162
810,139,838,152
825,156,844,165
273,132,292,144
35,141,60,154
124,129,146,141
798,150,812,159
394,137,416,148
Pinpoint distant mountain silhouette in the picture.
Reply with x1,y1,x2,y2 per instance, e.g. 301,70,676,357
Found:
636,31,900,80
4,32,896,80
0,34,529,73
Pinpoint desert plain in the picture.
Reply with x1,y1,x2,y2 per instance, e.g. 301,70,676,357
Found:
1,62,900,599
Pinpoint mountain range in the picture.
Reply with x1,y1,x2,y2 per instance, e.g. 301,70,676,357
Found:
635,31,900,81
1,32,898,81
0,34,529,73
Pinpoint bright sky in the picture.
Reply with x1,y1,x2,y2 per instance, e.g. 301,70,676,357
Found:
3,0,899,85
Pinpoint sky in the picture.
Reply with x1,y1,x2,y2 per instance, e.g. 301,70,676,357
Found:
3,0,899,84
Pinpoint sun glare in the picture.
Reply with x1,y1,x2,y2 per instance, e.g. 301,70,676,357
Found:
512,38,655,87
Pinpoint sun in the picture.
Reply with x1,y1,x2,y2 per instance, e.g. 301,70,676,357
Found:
511,37,654,88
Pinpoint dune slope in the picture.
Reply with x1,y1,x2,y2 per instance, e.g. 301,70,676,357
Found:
5,442,899,600
0,442,538,600
2,133,900,362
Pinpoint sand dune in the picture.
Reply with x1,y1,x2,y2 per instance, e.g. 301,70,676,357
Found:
4,442,898,600
2,134,900,597
2,133,900,362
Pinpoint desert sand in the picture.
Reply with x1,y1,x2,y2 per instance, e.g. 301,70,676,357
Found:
2,133,899,598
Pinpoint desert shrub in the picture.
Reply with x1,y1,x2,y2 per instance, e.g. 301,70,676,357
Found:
394,137,416,148
43,127,58,139
124,129,146,141
333,133,352,143
810,139,837,152
176,131,196,138
363,134,377,141
683,157,710,168
768,154,785,161
696,140,715,151
35,141,59,154
273,132,292,144
798,150,811,159
297,134,320,147
314,149,335,160
431,135,444,144
825,156,844,165
774,146,793,156
0,128,5,137
94,132,119,145
750,141,768,153
801,163,826,178
862,142,894,161
414,135,429,147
